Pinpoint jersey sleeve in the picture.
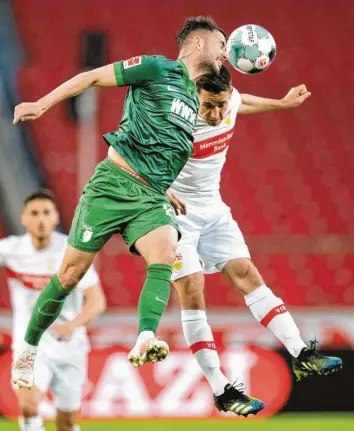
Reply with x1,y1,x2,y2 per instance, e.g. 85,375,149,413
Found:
231,87,242,114
113,55,168,87
0,236,13,266
77,265,100,291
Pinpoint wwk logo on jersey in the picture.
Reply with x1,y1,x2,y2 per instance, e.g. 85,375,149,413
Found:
170,99,196,125
123,56,142,69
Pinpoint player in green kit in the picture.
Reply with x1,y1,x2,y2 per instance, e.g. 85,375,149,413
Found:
11,16,229,390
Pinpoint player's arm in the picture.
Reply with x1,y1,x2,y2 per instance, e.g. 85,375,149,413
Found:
238,85,311,115
52,283,106,338
0,237,11,267
13,56,164,124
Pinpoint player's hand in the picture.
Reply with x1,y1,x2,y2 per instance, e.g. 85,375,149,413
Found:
13,101,45,124
166,189,187,215
282,85,311,108
51,322,76,339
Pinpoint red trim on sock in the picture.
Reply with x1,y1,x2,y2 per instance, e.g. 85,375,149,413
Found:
260,304,288,327
190,341,216,354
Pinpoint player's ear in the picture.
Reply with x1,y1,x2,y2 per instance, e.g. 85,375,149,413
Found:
194,35,205,52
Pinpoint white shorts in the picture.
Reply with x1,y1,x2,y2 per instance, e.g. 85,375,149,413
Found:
172,197,250,281
13,351,87,412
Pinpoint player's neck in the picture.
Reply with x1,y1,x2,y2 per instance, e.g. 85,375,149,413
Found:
31,235,51,251
178,55,203,83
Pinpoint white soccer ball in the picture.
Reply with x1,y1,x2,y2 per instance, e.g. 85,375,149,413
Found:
226,24,276,74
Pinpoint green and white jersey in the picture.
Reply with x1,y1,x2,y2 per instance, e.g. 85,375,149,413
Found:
104,55,199,194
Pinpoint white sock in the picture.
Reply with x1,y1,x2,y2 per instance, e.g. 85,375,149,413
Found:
182,310,229,396
74,426,80,431
245,284,307,357
22,342,38,354
137,330,155,342
18,416,44,431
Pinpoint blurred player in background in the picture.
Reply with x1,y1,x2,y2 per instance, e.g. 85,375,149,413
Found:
11,16,228,387
168,66,342,416
0,190,106,431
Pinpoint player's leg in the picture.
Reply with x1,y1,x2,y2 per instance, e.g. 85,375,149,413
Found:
55,410,80,431
13,354,52,431
127,224,178,366
206,206,342,379
172,211,264,416
51,355,86,431
15,386,45,431
223,258,342,380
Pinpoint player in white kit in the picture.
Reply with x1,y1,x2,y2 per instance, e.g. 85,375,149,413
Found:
168,67,342,415
0,190,106,431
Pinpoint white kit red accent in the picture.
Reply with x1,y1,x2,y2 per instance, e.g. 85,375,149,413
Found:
0,232,99,358
172,88,241,201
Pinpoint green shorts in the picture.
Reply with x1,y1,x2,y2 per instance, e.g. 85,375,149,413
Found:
68,159,180,254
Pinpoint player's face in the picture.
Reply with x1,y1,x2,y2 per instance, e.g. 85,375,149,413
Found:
198,88,232,126
199,31,227,74
201,31,226,73
21,199,59,240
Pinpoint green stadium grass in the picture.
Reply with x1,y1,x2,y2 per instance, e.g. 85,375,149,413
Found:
1,413,353,431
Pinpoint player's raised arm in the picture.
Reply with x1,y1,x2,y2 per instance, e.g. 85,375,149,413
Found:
238,84,311,115
13,64,117,124
13,56,166,125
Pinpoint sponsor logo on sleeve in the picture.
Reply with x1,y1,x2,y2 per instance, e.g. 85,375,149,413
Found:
123,56,142,69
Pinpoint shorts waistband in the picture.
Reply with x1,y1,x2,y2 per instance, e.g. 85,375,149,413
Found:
108,157,148,184
104,158,160,194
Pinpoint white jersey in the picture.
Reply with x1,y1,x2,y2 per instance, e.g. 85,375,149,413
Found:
171,87,241,202
0,231,100,360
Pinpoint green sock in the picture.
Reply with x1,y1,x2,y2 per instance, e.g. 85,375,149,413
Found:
24,274,70,346
138,263,172,334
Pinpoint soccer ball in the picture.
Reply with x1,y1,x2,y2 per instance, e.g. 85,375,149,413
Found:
226,24,276,74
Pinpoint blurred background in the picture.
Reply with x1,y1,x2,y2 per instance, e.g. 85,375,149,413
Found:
0,0,353,429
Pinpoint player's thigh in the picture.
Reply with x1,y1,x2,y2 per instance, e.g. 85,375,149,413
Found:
68,158,150,255
199,208,250,274
125,200,180,265
51,356,87,414
222,258,264,295
56,409,78,431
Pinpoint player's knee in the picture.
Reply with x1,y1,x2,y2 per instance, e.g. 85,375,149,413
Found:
232,258,253,280
149,242,177,266
20,402,39,419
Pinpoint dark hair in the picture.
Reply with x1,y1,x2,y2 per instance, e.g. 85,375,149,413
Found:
24,188,57,207
177,16,226,48
196,65,232,94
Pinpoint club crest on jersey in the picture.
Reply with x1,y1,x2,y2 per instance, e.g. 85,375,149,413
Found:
173,253,183,272
81,224,93,243
123,56,142,69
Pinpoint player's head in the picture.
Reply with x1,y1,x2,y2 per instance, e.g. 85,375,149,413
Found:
21,189,59,239
177,16,227,74
196,65,232,126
